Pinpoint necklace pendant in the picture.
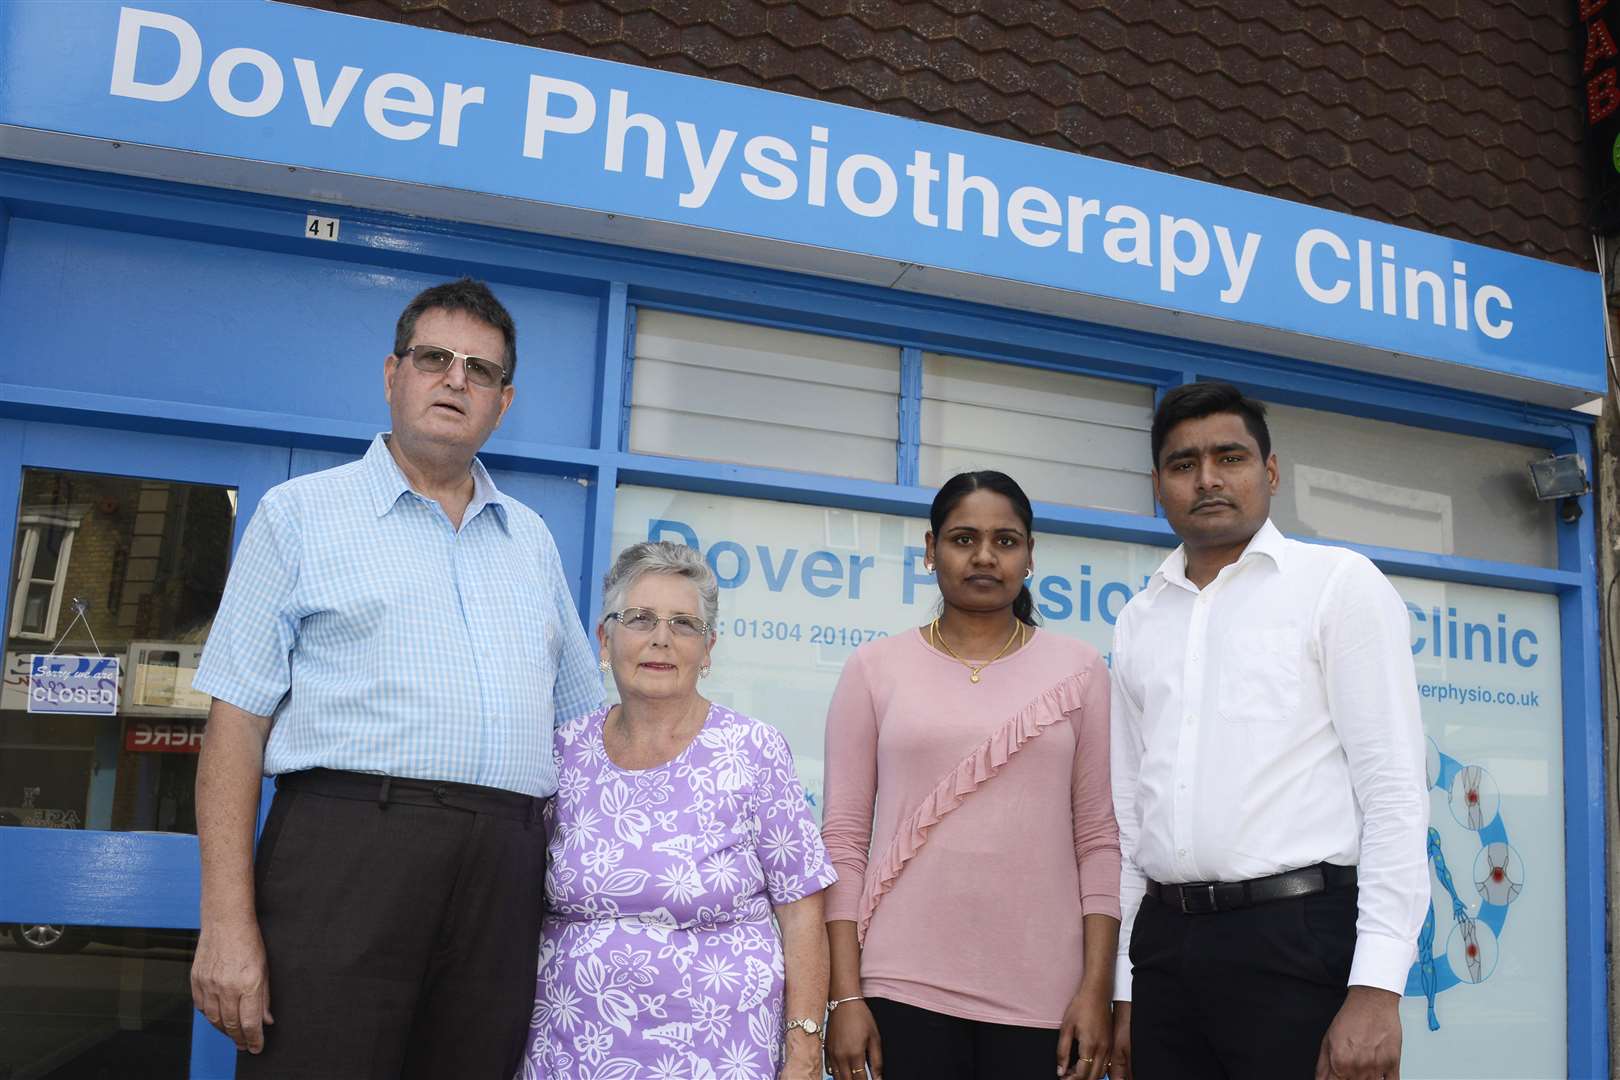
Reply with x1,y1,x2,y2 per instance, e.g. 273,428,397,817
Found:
969,671,981,683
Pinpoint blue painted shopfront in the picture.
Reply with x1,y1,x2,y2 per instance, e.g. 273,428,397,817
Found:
0,2,1606,1078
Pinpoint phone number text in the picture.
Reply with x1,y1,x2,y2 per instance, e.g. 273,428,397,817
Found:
717,618,890,647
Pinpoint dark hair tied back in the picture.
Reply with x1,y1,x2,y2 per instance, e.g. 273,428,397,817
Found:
929,471,1039,626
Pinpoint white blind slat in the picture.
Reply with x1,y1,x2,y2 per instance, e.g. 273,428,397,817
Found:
630,311,900,483
919,352,1153,511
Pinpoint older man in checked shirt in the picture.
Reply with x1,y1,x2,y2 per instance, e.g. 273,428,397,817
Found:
188,279,602,1079
1108,382,1428,1080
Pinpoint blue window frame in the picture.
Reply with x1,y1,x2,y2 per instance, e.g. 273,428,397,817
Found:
0,159,1604,1079
0,420,292,1078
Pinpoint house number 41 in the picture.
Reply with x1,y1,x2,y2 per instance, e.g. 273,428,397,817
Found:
305,215,340,241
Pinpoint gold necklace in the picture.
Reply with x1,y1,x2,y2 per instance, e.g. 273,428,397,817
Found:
929,618,1025,683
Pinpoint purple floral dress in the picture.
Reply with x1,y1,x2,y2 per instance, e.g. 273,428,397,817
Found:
521,703,837,1080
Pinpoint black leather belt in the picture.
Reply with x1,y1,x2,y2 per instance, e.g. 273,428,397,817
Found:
277,768,546,825
1146,862,1356,914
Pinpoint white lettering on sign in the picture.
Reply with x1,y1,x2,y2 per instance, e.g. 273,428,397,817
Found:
108,7,200,103
27,654,120,716
208,46,284,118
292,58,361,127
523,74,595,160
29,684,116,705
108,7,487,147
1295,230,1515,338
102,5,1529,338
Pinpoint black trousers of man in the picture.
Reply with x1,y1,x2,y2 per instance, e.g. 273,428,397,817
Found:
1129,884,1359,1079
235,770,550,1080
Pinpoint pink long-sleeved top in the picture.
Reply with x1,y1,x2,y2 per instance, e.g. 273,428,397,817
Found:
821,627,1122,1028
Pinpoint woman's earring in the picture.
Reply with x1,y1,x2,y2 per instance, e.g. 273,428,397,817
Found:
1025,567,1034,580
598,657,611,672
924,561,934,573
699,664,712,678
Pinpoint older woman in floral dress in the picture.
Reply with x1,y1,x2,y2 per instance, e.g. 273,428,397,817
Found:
522,541,836,1080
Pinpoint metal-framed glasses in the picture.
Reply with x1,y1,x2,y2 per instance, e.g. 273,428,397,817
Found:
401,344,509,389
606,607,712,638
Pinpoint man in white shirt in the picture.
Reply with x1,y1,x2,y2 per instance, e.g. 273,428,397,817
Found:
1108,383,1428,1080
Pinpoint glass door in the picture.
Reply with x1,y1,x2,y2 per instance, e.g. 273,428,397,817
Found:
0,420,290,1080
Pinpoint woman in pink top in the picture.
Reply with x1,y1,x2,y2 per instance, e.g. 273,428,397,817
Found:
822,471,1122,1080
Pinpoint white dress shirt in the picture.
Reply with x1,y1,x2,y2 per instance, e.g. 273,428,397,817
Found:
1110,520,1428,998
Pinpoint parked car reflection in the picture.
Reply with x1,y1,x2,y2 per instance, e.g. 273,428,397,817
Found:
0,921,197,1079
1,923,198,955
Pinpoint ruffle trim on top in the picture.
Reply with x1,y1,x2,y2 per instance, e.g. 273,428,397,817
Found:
855,669,1093,943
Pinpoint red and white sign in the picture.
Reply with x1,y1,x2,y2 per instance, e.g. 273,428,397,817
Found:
124,719,205,754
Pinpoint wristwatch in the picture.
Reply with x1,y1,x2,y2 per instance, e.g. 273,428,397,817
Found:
785,1017,822,1038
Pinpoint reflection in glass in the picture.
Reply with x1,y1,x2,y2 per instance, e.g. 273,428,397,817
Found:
1,469,236,836
1263,402,1554,567
0,923,198,1078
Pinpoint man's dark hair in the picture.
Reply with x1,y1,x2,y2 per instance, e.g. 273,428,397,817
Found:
1150,382,1271,467
393,278,518,384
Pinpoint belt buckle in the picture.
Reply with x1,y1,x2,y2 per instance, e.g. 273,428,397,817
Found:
1179,883,1218,914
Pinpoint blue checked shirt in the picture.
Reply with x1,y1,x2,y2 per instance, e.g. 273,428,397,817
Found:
193,434,604,797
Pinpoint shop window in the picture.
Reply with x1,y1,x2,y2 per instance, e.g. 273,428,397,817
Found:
2,469,235,836
0,922,198,1078
611,484,1569,1073
629,311,900,482
612,484,1168,814
8,514,79,640
920,353,1154,513
1262,402,1557,567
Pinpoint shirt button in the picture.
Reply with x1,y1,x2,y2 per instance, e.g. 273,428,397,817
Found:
1184,714,1196,725
1177,848,1187,856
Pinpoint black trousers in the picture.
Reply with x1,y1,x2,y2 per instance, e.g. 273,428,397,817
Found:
235,770,550,1080
1129,885,1359,1079
866,996,1065,1080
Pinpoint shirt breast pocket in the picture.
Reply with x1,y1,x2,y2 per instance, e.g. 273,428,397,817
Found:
1218,625,1302,725
508,578,557,667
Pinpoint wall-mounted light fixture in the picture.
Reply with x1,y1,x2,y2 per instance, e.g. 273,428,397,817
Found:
1528,454,1589,523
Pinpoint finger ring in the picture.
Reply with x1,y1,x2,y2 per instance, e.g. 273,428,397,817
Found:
1080,1056,1094,1064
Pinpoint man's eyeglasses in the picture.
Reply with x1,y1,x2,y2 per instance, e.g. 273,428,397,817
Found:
606,608,712,638
401,344,508,389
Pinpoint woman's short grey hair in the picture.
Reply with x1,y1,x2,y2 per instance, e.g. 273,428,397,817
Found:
601,541,720,630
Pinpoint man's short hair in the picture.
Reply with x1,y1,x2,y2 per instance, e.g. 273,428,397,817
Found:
393,278,519,384
1150,382,1271,467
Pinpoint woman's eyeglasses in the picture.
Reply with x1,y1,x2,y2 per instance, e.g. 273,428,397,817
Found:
606,608,711,638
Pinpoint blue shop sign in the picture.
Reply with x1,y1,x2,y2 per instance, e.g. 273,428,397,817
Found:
0,1,1603,394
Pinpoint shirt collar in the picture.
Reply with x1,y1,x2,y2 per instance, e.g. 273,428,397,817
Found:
364,433,511,532
1148,518,1288,596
